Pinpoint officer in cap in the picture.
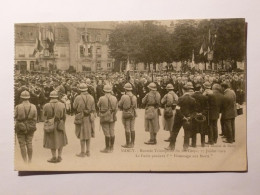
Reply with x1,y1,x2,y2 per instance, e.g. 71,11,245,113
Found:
15,91,37,163
118,83,137,148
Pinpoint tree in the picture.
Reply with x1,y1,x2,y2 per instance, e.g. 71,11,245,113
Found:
171,20,200,63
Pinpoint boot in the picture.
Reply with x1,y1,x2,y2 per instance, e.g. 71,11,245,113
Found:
130,131,135,148
100,136,110,153
153,133,157,145
27,144,33,163
165,143,175,151
122,132,131,148
20,146,27,163
110,136,115,152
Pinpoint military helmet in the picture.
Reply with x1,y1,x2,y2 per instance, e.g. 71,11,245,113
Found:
148,82,157,91
166,84,174,90
203,81,211,89
183,82,194,89
78,83,88,91
124,83,133,90
20,90,30,99
85,78,91,85
49,90,59,98
103,84,112,93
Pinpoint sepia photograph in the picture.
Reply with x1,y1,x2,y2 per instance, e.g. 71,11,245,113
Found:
14,18,247,172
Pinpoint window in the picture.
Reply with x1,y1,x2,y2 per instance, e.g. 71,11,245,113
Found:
107,63,111,68
96,34,101,42
80,45,85,57
106,34,110,41
96,47,101,58
97,61,101,68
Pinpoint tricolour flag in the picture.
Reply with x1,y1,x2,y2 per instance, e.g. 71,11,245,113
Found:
32,30,43,57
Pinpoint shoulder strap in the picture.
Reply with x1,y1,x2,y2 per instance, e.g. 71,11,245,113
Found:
128,95,133,109
107,95,112,110
24,104,31,120
81,95,88,110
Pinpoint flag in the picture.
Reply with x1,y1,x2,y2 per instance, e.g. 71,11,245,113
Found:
200,36,208,56
46,28,55,54
192,49,195,67
32,30,43,57
125,57,131,81
125,57,130,71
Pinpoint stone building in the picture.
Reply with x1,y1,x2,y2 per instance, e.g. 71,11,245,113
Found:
15,22,116,72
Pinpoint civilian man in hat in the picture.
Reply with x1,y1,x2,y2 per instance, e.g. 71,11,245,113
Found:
43,91,68,163
73,83,96,157
15,91,37,163
191,83,208,147
97,84,118,153
119,83,137,148
165,82,196,151
161,84,178,142
208,84,224,144
221,82,237,143
142,82,161,145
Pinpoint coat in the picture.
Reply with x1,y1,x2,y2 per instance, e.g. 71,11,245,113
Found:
15,101,37,134
43,99,68,149
222,88,237,119
177,93,196,117
142,90,161,133
97,94,118,122
208,90,224,120
73,92,96,140
118,92,137,119
161,91,178,131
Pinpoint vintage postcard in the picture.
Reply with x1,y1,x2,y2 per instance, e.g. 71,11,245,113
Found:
14,18,247,171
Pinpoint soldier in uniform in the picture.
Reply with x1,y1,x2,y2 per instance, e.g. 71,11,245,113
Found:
73,83,96,157
161,84,178,142
142,82,161,145
165,82,196,151
97,85,118,153
118,83,137,148
15,91,37,163
43,91,68,163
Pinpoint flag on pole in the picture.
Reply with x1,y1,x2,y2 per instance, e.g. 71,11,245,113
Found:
126,57,130,71
33,30,43,56
46,27,55,54
125,57,131,82
199,36,208,56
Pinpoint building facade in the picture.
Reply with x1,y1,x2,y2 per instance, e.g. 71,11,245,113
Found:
15,22,116,73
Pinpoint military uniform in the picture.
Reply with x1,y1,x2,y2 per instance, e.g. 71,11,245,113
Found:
142,83,161,145
97,88,118,153
118,87,137,148
15,96,37,163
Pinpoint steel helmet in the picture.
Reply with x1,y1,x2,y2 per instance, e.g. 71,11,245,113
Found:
148,82,157,91
166,84,174,90
20,90,30,99
49,90,59,98
183,82,194,89
78,83,88,91
103,84,112,93
124,83,133,90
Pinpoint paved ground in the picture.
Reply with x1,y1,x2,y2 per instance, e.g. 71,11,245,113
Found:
15,105,247,171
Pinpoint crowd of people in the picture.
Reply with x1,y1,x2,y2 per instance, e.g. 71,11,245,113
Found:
14,70,245,163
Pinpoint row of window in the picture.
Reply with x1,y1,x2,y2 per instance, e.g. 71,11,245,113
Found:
81,33,109,43
15,26,69,42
